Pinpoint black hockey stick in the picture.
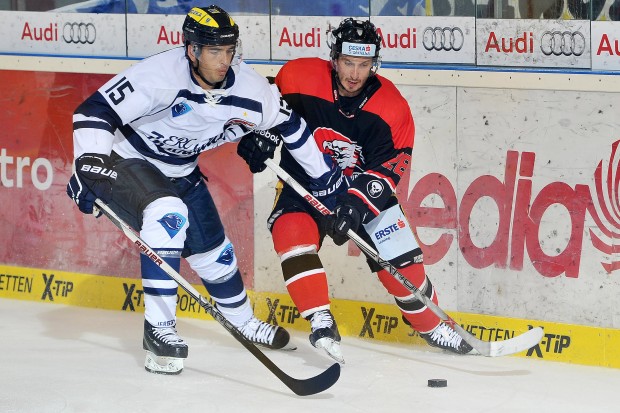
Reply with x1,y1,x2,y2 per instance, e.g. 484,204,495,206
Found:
94,199,340,396
264,159,544,357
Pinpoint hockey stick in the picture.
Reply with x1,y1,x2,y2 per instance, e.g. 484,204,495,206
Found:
93,199,340,396
264,159,544,357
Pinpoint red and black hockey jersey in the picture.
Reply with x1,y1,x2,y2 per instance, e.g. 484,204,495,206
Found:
275,57,415,217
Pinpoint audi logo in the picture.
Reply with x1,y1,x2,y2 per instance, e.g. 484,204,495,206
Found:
423,27,464,51
63,22,96,44
540,31,585,57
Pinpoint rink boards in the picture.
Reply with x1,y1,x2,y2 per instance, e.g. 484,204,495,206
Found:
1,56,620,369
1,264,619,368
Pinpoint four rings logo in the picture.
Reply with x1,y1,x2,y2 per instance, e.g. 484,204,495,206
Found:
63,22,96,44
540,31,586,56
423,27,464,51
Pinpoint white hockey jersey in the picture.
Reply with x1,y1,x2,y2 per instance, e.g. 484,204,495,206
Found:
72,47,329,179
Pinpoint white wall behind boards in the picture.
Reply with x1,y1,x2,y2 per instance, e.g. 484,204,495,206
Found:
253,68,620,329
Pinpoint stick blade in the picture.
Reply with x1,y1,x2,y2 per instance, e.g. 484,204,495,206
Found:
283,363,341,396
487,327,544,357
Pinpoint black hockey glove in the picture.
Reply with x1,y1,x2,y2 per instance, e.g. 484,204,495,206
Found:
327,193,372,246
66,153,117,215
237,128,282,173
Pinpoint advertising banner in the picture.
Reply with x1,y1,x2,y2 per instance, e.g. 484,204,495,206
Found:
371,16,475,64
271,15,475,64
0,70,256,287
270,15,343,60
126,13,270,60
591,20,620,71
400,85,620,327
476,18,591,69
0,11,126,57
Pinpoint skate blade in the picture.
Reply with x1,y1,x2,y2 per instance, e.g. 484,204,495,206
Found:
144,351,184,375
313,337,345,364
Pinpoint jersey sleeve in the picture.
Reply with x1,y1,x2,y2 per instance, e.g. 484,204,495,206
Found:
72,61,178,159
254,71,332,180
348,94,414,217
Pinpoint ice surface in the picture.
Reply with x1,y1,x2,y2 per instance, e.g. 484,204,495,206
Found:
1,298,618,413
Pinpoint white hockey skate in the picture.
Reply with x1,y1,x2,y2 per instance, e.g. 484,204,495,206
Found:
143,320,188,375
309,310,344,364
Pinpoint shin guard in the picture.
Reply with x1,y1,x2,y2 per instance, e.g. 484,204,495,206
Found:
377,263,440,333
272,212,329,318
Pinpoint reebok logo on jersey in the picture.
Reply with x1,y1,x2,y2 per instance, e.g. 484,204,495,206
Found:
157,213,187,238
216,243,235,265
172,102,192,117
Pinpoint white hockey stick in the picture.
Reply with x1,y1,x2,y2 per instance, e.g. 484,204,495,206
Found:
93,199,340,396
264,159,544,357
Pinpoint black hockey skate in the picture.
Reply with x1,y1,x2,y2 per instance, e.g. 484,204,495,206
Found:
420,321,476,355
239,316,297,350
143,320,188,375
309,310,344,364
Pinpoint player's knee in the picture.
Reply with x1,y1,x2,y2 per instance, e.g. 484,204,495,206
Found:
186,237,238,283
377,263,428,297
140,196,189,249
272,212,319,255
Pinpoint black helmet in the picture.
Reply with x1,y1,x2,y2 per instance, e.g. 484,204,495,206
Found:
182,5,239,46
328,18,382,63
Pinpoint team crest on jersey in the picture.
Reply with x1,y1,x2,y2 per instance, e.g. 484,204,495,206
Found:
172,102,192,117
158,213,187,238
313,128,361,175
367,180,385,198
216,243,235,265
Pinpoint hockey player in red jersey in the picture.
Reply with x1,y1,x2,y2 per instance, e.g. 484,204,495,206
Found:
267,18,474,363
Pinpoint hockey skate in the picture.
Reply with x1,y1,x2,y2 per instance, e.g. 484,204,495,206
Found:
143,320,188,375
309,310,344,364
238,316,297,350
420,321,476,355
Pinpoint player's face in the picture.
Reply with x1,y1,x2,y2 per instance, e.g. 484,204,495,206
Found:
334,55,373,97
191,44,236,88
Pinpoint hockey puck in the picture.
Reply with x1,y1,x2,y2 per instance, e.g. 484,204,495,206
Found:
428,379,447,388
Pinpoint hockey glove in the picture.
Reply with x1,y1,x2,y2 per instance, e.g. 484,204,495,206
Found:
327,193,372,246
66,153,117,215
237,128,282,173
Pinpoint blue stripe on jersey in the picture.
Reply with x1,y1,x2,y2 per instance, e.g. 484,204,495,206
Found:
176,90,261,113
283,124,312,151
217,95,263,113
74,120,115,134
74,91,124,129
177,89,209,104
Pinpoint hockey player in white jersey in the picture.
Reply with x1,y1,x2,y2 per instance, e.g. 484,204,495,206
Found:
66,5,342,375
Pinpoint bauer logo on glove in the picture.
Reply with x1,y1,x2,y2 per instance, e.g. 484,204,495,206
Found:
78,162,117,179
66,153,117,215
